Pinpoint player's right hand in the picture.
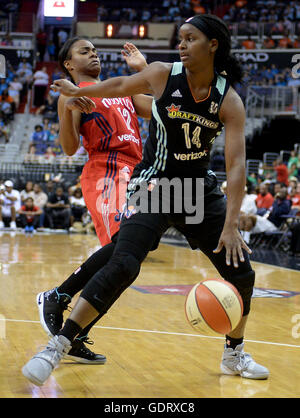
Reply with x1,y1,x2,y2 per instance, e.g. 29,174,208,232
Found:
65,97,96,113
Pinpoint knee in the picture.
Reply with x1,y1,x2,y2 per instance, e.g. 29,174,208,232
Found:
106,253,141,284
225,270,255,317
81,252,141,312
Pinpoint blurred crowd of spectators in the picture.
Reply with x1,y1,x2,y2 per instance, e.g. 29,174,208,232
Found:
97,0,202,24
219,152,300,253
95,0,300,37
0,176,95,234
0,58,34,144
221,1,300,39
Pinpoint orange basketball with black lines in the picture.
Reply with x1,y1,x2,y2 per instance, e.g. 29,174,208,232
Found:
185,279,243,335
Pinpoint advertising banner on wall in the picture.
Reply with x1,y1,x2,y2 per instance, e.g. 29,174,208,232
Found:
97,48,298,73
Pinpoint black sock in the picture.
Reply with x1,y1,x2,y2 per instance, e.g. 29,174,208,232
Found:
58,319,82,342
225,335,244,350
57,243,115,298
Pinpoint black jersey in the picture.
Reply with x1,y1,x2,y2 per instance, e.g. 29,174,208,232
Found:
131,62,230,185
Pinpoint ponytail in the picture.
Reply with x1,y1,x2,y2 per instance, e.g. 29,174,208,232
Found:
215,53,243,86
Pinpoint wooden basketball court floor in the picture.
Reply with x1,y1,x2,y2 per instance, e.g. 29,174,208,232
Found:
0,231,300,398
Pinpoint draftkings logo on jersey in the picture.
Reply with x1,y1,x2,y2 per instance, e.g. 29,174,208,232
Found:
166,104,219,129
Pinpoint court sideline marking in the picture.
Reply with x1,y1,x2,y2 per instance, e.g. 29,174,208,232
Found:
1,317,300,349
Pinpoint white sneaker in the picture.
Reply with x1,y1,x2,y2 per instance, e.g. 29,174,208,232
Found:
221,343,269,380
9,221,17,229
22,335,71,386
0,221,4,228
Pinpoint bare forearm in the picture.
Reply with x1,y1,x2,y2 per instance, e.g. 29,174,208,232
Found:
59,108,79,155
225,163,246,227
75,76,148,99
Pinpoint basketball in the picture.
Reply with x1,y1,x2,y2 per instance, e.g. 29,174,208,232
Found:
185,279,243,335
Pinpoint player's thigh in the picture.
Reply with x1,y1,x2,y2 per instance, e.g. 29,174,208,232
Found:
113,211,170,263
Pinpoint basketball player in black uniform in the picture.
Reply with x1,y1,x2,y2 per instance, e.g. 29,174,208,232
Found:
23,15,269,385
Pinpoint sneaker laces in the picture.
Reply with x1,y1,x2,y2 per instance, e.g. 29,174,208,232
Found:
234,351,253,371
72,336,95,356
55,288,72,310
36,337,71,366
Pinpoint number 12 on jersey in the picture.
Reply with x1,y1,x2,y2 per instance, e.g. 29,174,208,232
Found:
182,123,201,149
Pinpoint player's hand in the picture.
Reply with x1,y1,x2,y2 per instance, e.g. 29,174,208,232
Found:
51,79,81,97
121,42,147,72
213,227,252,268
65,97,96,113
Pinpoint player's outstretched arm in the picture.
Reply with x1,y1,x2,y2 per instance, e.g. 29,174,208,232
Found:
51,62,169,99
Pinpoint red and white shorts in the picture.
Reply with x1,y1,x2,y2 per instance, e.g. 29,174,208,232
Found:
80,152,138,247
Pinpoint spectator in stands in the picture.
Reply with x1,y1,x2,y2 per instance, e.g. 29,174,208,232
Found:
16,63,33,97
293,36,300,48
268,186,291,227
262,36,276,49
277,31,293,48
0,180,21,229
242,35,256,49
51,67,64,82
0,120,9,143
18,59,32,72
35,91,58,121
8,76,23,109
24,144,39,164
1,32,13,46
247,172,258,188
20,181,34,204
69,188,87,227
0,90,15,122
255,183,274,215
18,196,42,232
289,162,299,179
48,127,59,142
0,79,8,95
289,182,300,214
239,212,278,244
46,185,71,230
57,29,69,49
32,183,48,228
42,117,51,140
36,28,47,61
51,136,63,156
68,176,81,196
273,157,289,186
47,40,56,62
272,181,284,197
44,180,55,196
240,186,257,215
33,67,49,108
30,124,48,154
97,4,109,22
287,150,299,171
39,146,56,164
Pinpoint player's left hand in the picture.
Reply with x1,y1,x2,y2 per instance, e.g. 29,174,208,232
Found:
213,227,252,268
121,42,147,72
51,79,80,97
65,97,96,113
